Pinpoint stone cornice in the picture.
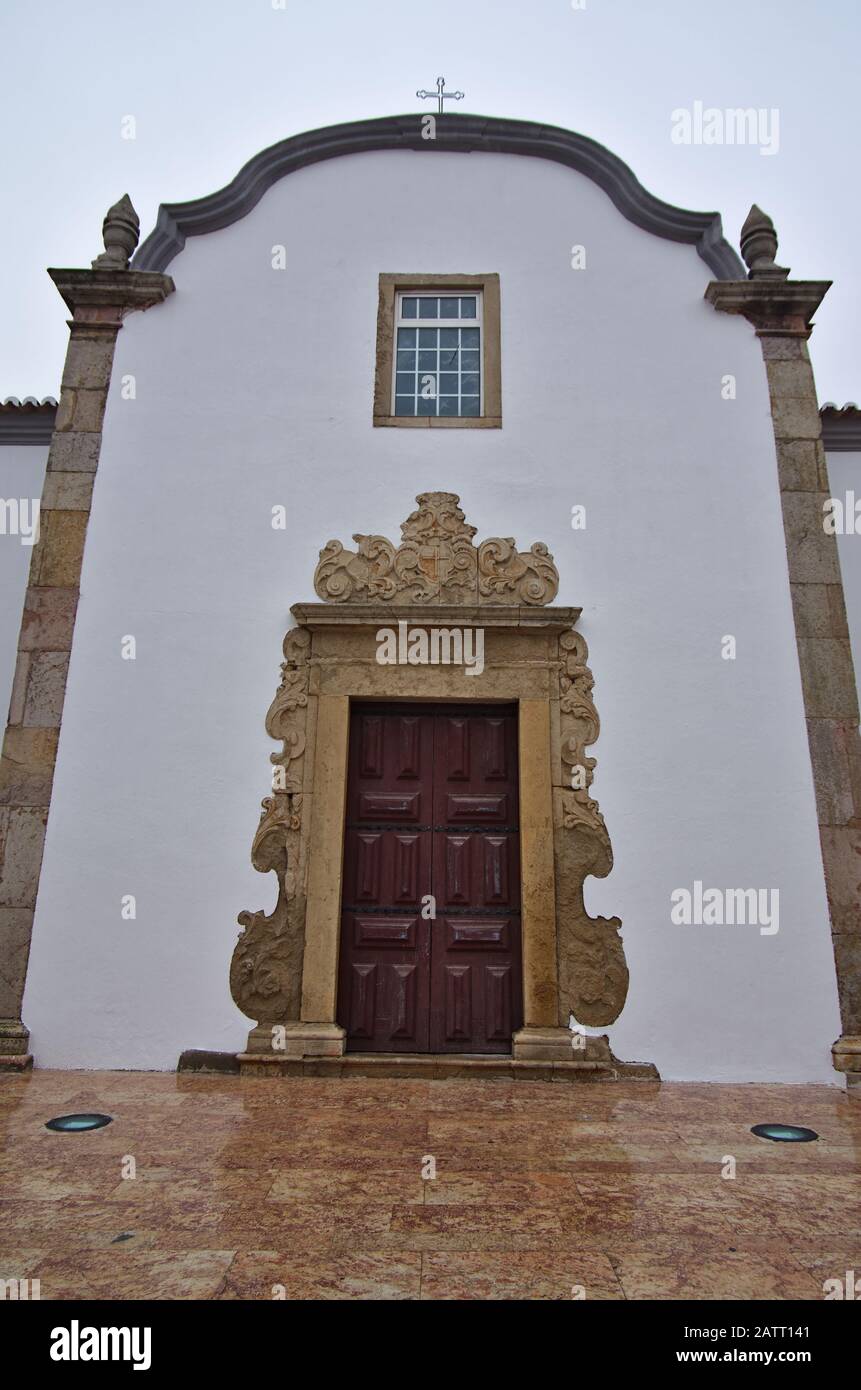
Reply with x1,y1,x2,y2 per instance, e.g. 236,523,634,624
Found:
48,267,175,321
133,114,745,280
704,279,831,336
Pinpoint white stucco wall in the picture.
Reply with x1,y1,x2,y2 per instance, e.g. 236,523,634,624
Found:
23,149,842,1079
827,451,861,689
0,444,46,727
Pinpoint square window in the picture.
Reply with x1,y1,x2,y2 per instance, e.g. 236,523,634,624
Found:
378,278,499,426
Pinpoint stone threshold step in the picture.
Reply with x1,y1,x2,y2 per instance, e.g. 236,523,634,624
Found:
235,1052,659,1082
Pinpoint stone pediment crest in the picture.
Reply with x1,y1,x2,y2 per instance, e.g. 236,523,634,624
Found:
313,492,559,606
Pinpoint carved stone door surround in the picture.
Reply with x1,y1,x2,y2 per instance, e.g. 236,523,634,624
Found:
230,493,645,1076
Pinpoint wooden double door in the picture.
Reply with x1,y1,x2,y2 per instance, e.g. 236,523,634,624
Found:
337,703,523,1054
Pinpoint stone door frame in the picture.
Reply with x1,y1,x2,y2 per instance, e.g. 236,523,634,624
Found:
295,603,566,1060
230,493,645,1076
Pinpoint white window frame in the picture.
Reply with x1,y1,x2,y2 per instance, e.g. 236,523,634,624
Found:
391,289,485,419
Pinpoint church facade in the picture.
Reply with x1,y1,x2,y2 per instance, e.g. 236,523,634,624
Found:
1,114,858,1084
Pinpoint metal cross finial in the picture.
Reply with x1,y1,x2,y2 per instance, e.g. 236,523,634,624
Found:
416,76,464,116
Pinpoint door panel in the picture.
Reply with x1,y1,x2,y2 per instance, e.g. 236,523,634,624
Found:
338,704,522,1054
431,710,522,1053
337,709,434,1052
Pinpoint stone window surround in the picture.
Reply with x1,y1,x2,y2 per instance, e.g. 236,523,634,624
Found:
373,273,501,428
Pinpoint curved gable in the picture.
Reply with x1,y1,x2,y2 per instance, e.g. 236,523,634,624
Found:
133,113,744,279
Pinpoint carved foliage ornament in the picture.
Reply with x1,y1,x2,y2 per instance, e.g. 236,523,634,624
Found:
230,628,310,1027
554,629,629,1027
314,492,559,606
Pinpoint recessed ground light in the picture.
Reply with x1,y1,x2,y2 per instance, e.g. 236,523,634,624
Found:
45,1113,112,1133
750,1123,818,1143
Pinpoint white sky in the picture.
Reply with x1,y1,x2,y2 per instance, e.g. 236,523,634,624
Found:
2,0,857,402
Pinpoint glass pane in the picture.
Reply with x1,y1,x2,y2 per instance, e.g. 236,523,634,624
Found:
461,396,480,417
438,396,459,416
395,396,416,416
401,297,418,319
417,394,436,416
397,328,417,348
461,328,480,349
461,374,480,395
460,349,479,371
439,348,459,369
418,297,438,318
440,297,459,318
396,372,416,394
418,328,438,348
396,350,416,371
439,328,458,349
460,297,477,318
418,349,437,371
439,373,459,393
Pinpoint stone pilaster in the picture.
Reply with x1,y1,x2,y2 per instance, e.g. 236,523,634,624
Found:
0,198,173,1069
707,207,861,1082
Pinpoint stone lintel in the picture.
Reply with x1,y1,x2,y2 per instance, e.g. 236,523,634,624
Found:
704,279,831,336
291,602,582,631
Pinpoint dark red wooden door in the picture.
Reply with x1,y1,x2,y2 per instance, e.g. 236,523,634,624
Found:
337,704,522,1054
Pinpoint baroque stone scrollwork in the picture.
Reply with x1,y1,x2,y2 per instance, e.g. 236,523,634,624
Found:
554,629,629,1027
230,628,310,1030
314,491,559,606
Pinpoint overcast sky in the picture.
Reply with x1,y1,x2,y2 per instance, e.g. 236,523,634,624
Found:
2,0,857,403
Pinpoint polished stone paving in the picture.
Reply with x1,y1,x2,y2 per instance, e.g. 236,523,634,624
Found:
0,1070,858,1299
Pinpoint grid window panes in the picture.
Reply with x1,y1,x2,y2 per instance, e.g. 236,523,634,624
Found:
394,292,482,417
